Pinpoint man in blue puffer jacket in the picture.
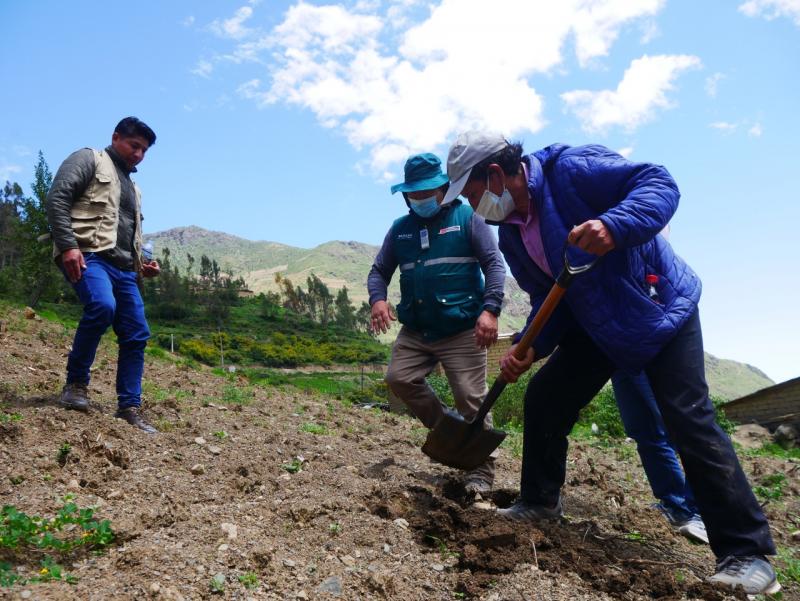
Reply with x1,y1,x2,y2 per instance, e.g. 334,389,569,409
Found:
440,131,778,596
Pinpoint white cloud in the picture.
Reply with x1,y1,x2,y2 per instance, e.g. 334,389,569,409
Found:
0,164,22,183
705,72,725,97
617,146,634,158
191,59,214,78
708,119,764,136
561,54,701,134
12,145,31,157
210,6,255,39
182,15,195,27
204,0,668,173
739,0,800,26
710,121,738,133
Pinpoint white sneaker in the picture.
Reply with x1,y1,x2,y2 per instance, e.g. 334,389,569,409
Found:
655,504,709,544
708,555,780,595
676,515,709,544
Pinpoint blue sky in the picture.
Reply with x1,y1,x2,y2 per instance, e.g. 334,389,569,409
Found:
2,0,799,384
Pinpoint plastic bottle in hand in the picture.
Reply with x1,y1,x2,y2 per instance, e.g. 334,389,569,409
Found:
142,241,154,263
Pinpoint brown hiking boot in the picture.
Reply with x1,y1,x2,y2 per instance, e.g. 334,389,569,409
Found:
58,383,90,412
114,407,157,434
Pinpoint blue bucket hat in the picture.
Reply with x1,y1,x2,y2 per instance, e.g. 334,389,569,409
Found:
390,153,449,194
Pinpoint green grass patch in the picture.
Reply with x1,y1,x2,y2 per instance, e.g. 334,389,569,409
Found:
754,473,787,502
300,422,329,435
776,547,800,586
220,384,253,405
0,495,114,587
744,443,800,461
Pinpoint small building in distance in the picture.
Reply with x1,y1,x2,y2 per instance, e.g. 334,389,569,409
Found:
723,376,800,430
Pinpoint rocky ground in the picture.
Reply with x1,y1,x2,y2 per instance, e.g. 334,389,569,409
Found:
0,306,797,600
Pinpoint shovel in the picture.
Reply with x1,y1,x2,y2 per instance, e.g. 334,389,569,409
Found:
421,245,600,470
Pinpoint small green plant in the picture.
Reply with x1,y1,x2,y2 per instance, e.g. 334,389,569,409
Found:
300,422,329,435
624,530,646,542
0,496,114,587
711,396,736,435
776,547,800,585
755,473,786,502
238,571,259,589
0,412,22,424
57,442,72,466
0,496,115,553
221,384,252,405
8,475,24,485
281,458,304,474
212,430,228,440
210,573,226,593
329,522,341,535
426,535,459,560
745,443,800,461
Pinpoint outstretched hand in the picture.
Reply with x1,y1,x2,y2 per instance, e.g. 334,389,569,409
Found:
141,260,161,278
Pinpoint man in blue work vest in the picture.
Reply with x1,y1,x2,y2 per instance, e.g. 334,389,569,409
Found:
368,153,505,494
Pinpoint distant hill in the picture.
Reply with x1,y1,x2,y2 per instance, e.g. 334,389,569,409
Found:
145,226,532,327
144,226,774,400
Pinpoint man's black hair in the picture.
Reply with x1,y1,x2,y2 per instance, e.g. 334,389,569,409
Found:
114,117,157,146
467,141,524,182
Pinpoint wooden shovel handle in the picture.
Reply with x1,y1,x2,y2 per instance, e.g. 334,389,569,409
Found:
512,283,567,359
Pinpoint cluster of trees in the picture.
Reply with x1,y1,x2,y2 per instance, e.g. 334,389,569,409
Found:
0,154,69,306
270,273,372,332
142,247,248,324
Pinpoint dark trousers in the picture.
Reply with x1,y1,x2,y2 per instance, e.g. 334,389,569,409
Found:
612,371,698,519
519,309,775,560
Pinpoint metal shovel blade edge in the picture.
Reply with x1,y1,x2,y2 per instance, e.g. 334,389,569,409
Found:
421,412,506,470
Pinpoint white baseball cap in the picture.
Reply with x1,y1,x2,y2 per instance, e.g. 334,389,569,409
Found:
442,130,508,205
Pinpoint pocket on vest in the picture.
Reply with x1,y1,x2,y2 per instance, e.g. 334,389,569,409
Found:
71,216,100,247
435,291,479,322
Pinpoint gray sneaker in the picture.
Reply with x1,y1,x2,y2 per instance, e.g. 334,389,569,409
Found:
58,383,90,412
497,497,563,522
708,555,780,595
655,504,709,544
676,515,709,544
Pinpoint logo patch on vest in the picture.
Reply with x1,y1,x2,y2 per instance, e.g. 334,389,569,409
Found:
396,233,414,240
438,225,461,235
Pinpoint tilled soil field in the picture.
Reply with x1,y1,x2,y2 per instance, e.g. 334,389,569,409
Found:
0,307,797,600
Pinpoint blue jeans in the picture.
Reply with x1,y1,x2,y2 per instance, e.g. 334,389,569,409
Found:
612,371,698,520
63,254,150,409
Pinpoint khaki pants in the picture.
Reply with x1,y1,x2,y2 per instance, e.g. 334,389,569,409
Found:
385,326,496,482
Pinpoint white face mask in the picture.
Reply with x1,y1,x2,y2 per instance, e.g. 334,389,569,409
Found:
475,176,515,222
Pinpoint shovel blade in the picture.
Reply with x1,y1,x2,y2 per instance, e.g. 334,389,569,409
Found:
421,411,506,470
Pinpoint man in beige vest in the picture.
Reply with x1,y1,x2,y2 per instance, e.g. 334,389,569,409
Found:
46,117,160,433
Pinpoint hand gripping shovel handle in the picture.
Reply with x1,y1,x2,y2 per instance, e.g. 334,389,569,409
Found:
471,246,600,426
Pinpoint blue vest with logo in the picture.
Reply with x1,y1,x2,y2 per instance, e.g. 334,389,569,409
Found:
391,200,484,341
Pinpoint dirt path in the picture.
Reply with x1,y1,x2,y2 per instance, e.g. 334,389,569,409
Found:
1,306,796,600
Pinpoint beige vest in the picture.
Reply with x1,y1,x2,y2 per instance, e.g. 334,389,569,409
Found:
54,149,143,270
